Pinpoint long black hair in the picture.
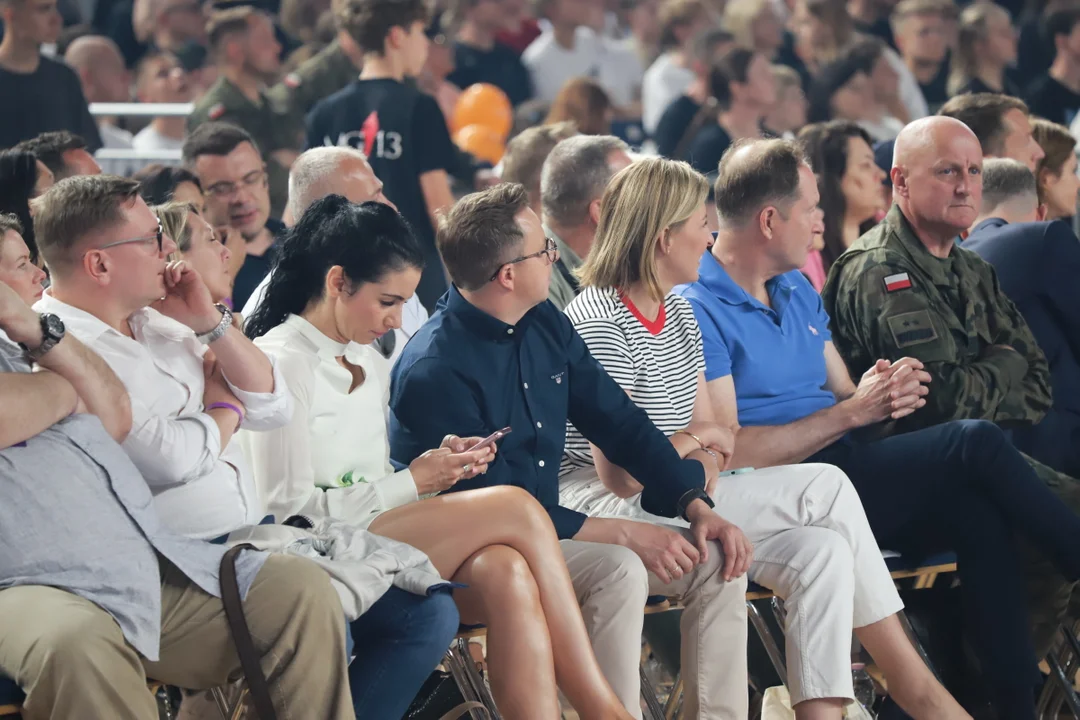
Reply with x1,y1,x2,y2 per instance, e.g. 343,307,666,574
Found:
0,150,42,262
797,120,875,272
245,195,425,340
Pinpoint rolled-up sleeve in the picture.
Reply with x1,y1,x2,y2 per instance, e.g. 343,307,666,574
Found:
125,397,222,489
224,356,293,431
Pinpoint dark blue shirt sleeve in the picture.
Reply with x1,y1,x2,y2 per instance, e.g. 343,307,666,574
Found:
1040,221,1080,362
389,356,587,539
562,318,704,518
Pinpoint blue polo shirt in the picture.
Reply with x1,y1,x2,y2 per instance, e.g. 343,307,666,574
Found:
675,252,837,427
388,286,705,539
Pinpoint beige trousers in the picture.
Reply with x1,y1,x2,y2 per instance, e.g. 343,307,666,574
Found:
562,538,749,720
0,554,354,720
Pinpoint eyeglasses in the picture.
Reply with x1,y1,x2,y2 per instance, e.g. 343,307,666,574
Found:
489,237,559,282
95,219,164,253
204,169,268,200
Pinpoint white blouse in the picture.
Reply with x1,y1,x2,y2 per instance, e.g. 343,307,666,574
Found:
241,314,418,528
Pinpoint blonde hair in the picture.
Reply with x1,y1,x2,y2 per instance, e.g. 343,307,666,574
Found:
948,2,1011,96
578,157,709,302
152,201,194,260
724,0,772,50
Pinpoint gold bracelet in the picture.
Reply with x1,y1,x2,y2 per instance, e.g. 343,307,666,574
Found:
675,429,706,450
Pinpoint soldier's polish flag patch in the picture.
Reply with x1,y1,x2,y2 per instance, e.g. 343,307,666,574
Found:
884,272,912,292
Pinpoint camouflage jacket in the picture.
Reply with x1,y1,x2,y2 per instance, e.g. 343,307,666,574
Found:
266,40,359,128
821,204,1053,433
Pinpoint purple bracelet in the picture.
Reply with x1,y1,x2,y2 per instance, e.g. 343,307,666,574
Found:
206,402,244,429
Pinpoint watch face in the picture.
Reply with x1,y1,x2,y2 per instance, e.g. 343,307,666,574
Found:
43,313,65,339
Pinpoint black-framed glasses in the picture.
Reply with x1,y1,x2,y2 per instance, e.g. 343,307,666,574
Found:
95,218,164,253
204,168,269,199
489,237,559,282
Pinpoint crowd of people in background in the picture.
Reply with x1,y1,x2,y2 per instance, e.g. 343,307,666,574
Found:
3,0,1080,717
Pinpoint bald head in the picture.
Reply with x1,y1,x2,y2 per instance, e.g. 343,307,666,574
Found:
285,146,391,225
64,35,130,103
892,116,983,239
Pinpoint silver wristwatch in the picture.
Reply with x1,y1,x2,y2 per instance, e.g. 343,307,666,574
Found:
196,304,233,345
20,312,66,361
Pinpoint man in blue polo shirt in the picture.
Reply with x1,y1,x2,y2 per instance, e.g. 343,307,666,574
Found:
389,182,753,719
675,138,1080,719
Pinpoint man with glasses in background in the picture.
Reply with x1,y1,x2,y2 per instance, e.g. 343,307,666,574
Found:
183,122,281,310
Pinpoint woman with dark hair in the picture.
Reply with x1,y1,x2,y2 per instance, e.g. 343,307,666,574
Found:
544,77,615,136
808,50,902,142
682,47,776,174
0,150,54,263
133,163,205,213
798,120,886,274
242,196,636,720
1031,118,1079,220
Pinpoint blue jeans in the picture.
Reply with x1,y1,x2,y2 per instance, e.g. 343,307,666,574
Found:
810,419,1080,720
347,587,460,718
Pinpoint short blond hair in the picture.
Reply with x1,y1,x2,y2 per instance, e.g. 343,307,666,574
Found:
723,0,773,49
578,157,709,302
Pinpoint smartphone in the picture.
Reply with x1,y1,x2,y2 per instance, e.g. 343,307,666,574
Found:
471,427,512,452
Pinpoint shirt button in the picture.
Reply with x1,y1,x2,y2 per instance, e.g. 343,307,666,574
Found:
507,328,514,335
536,421,543,428
538,460,545,467
524,382,529,389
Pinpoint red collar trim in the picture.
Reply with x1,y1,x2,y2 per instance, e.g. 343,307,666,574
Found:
620,292,666,335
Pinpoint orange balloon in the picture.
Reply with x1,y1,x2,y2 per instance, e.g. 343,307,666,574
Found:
454,124,506,165
452,83,513,139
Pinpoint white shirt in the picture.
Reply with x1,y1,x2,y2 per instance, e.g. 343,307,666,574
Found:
97,122,140,177
34,294,293,540
522,27,644,108
241,270,430,368
241,315,418,528
133,125,186,154
885,48,929,123
642,52,695,134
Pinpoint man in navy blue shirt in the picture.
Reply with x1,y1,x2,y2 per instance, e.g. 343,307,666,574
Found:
390,183,753,718
676,137,1080,719
963,158,1080,477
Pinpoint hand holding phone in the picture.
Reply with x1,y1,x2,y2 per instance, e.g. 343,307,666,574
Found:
471,427,512,452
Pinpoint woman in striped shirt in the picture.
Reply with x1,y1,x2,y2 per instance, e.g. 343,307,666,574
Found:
560,156,966,720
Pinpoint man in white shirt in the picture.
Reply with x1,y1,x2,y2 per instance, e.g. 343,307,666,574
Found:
31,174,292,540
63,35,140,177
243,146,429,367
523,0,644,111
132,51,194,157
642,0,715,134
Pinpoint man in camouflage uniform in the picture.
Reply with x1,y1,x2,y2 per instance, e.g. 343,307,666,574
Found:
266,38,360,130
188,7,302,218
823,115,1080,657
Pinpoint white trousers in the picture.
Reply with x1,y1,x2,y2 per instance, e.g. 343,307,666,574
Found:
560,463,904,704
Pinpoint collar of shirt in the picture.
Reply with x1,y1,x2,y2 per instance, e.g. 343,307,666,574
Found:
444,284,537,342
283,314,349,359
968,217,1009,237
694,250,800,319
886,205,960,287
546,225,584,273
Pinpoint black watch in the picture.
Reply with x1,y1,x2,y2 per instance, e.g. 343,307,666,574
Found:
677,487,715,521
20,313,65,361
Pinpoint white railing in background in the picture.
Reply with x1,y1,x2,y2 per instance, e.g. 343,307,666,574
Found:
94,148,183,162
88,102,193,118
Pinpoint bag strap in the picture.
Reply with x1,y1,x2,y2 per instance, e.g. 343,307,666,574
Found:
438,702,490,720
672,97,720,161
220,544,278,720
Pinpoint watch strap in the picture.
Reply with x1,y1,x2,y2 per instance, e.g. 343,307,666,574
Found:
197,304,232,344
677,487,715,521
20,313,64,361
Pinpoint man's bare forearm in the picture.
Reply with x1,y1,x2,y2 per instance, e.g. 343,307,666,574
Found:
729,402,859,468
0,371,77,447
37,336,132,442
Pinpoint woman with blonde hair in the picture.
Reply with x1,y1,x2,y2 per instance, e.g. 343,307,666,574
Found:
153,202,235,309
1032,117,1080,220
947,2,1020,96
562,156,969,720
723,0,785,59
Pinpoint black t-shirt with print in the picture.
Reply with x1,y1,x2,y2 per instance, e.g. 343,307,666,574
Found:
306,78,456,310
448,41,534,107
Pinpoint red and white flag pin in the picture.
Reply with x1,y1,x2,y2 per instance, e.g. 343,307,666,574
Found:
884,272,912,292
